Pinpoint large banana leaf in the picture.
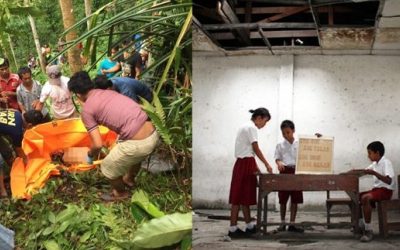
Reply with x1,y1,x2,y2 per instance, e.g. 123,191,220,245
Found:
131,189,165,219
132,212,192,249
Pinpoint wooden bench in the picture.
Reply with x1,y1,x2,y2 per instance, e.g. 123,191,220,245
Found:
377,175,400,238
326,191,353,228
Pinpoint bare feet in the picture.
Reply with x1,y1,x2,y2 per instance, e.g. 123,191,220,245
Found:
100,189,130,202
122,174,135,188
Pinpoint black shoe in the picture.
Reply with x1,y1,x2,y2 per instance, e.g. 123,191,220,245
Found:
228,228,247,238
277,225,286,232
245,227,256,235
288,225,304,233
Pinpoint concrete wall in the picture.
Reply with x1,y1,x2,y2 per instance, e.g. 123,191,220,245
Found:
193,54,400,209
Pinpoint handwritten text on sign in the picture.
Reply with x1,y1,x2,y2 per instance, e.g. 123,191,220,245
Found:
296,136,334,173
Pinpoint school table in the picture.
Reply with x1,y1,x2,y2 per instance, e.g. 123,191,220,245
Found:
256,174,360,235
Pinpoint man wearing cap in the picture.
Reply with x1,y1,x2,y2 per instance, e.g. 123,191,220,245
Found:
0,57,20,111
36,65,78,119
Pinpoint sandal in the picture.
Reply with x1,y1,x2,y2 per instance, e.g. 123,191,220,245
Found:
100,192,130,202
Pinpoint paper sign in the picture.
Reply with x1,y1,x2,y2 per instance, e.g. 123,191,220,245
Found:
296,135,334,174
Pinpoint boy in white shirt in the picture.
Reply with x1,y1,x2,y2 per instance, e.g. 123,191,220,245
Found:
351,141,395,242
275,120,304,233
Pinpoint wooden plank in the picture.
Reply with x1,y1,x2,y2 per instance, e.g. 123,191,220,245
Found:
258,28,274,55
328,5,334,25
218,0,251,45
257,6,309,23
235,6,352,15
258,174,359,192
212,29,318,40
203,22,316,30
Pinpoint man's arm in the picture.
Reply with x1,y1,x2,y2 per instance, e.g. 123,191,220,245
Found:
15,147,28,166
101,63,121,75
87,127,103,159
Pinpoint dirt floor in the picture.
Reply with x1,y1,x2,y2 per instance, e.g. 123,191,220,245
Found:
193,209,400,250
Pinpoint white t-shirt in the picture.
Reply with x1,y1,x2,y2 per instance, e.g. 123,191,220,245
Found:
40,76,75,119
366,156,395,190
234,122,258,158
274,138,298,166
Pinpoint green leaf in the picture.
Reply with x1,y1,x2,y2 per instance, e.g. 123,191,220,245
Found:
43,240,61,250
180,234,192,250
48,212,56,224
56,205,77,222
131,190,165,218
132,212,192,248
156,7,192,94
55,220,70,234
131,204,151,223
79,231,92,243
42,226,55,236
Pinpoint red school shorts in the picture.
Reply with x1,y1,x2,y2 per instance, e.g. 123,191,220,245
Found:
229,157,259,206
278,167,303,204
360,187,393,207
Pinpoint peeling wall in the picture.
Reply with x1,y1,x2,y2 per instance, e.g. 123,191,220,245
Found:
193,53,400,208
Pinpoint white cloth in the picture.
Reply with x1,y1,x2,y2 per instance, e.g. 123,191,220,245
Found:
40,76,75,119
274,139,298,167
234,122,258,158
366,156,395,190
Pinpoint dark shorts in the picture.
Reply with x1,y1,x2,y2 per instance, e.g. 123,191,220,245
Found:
278,167,303,204
360,187,393,206
229,157,259,206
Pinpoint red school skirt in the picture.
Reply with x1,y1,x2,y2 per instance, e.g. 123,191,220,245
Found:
229,157,259,206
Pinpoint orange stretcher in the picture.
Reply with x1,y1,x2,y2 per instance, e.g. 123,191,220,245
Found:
10,118,117,199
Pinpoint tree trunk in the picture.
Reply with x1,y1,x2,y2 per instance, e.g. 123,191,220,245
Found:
25,0,46,73
8,34,18,70
59,0,82,73
84,0,92,29
28,15,46,73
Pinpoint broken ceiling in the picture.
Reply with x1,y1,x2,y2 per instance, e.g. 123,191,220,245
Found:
193,0,400,55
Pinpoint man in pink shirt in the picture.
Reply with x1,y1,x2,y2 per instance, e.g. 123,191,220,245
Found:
0,57,20,110
68,71,159,201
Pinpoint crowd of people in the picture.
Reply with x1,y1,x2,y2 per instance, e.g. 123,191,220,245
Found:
0,37,156,201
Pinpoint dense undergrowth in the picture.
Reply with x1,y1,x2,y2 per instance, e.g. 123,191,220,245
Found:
0,166,191,249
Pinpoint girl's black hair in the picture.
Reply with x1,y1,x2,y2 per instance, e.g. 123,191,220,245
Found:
249,108,271,120
367,141,385,156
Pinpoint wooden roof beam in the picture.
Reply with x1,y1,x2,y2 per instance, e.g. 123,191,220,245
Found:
217,0,252,45
213,29,318,40
235,6,352,15
257,5,310,23
258,27,275,55
203,22,316,30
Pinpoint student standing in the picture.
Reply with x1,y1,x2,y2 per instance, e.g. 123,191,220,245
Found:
275,120,304,233
228,108,273,238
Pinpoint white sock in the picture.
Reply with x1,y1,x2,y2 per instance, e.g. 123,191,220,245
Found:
229,225,238,232
246,222,254,229
364,223,372,231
